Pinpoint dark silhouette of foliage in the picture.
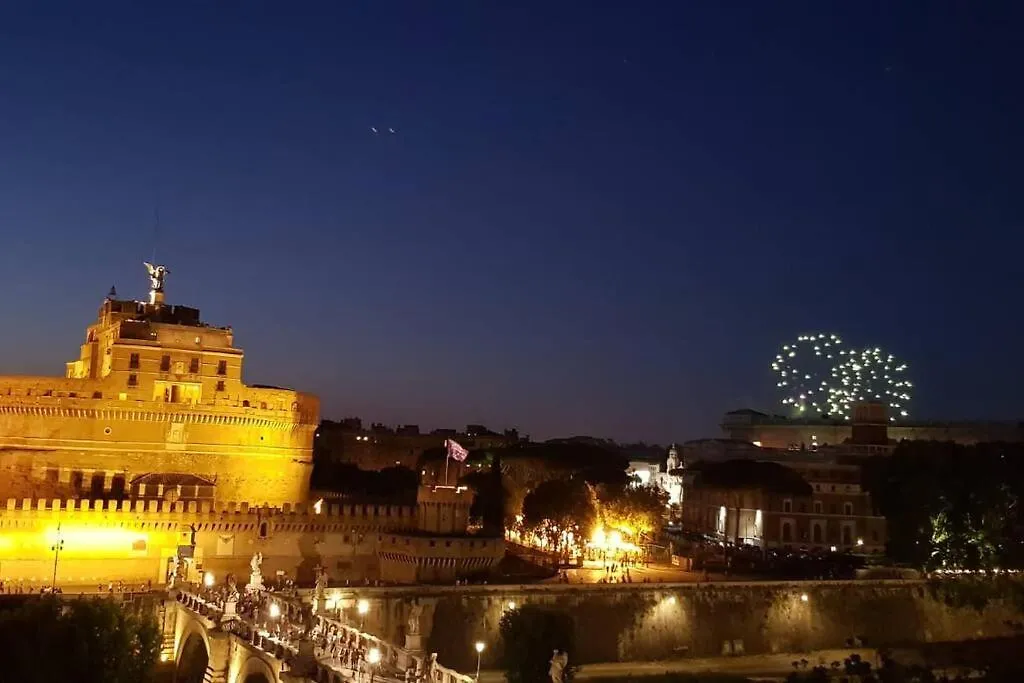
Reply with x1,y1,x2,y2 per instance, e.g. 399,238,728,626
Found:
498,605,577,683
0,596,160,683
860,441,1024,570
310,462,419,503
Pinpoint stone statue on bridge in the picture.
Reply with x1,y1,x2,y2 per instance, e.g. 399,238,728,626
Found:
406,600,424,636
247,552,264,593
314,565,329,600
166,554,180,590
549,650,569,683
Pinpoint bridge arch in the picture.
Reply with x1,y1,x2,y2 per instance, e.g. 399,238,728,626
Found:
176,632,210,683
233,656,277,683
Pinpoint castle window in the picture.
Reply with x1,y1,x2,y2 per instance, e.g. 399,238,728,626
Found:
217,360,227,376
70,471,84,491
189,358,199,374
242,400,250,407
813,501,822,514
128,374,138,387
258,522,268,538
160,355,170,372
216,380,225,392
783,499,792,513
68,392,77,398
110,475,126,498
129,353,140,369
843,502,853,516
92,391,102,399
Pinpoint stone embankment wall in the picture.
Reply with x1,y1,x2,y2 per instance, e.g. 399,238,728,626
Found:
334,581,1024,671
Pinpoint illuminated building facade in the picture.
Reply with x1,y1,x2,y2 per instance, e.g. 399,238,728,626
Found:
0,266,318,505
0,265,502,587
680,456,887,554
721,406,1024,451
626,444,684,505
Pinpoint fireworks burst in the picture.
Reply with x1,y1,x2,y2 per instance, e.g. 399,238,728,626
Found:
771,335,913,422
833,347,913,422
771,333,847,416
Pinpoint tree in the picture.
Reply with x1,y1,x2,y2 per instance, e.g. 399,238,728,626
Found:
522,478,597,555
498,605,577,683
0,596,161,683
600,483,669,540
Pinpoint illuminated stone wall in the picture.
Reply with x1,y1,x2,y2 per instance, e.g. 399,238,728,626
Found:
0,393,317,505
0,495,498,587
340,581,1024,670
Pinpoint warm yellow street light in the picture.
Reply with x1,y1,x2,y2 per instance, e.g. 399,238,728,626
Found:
357,598,370,630
474,641,485,681
203,571,215,588
269,602,281,619
367,647,382,683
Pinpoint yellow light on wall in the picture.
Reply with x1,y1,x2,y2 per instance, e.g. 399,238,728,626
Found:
42,526,148,554
269,602,281,619
367,647,381,665
203,571,215,588
313,498,324,514
357,599,369,615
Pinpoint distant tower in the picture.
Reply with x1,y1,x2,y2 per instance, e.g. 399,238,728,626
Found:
106,285,118,300
666,443,681,472
143,262,170,306
851,402,889,445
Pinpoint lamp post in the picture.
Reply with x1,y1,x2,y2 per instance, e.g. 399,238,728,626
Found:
50,524,64,590
357,599,369,631
367,646,381,683
474,641,485,681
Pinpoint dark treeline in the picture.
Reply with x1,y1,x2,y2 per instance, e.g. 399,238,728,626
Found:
860,440,1024,571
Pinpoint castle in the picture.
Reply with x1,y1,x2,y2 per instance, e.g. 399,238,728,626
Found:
0,265,498,587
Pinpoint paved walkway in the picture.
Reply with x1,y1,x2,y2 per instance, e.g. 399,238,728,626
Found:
477,649,880,682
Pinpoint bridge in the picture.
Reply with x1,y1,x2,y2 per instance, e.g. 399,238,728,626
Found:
166,589,475,683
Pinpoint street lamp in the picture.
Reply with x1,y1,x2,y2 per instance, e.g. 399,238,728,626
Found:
474,641,485,681
357,599,369,630
269,602,281,619
203,571,215,588
367,646,381,683
50,524,64,590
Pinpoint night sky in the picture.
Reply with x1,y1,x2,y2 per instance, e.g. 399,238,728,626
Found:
0,2,1021,443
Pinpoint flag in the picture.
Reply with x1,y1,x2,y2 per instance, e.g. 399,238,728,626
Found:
446,438,469,462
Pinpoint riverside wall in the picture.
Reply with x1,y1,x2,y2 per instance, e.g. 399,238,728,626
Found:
328,580,1024,671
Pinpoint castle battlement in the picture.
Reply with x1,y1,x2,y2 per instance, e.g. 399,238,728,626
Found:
0,496,418,522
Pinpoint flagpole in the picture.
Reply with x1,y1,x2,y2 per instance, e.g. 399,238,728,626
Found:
444,440,449,485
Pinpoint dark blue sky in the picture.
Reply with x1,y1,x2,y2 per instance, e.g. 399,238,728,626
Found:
0,2,1021,442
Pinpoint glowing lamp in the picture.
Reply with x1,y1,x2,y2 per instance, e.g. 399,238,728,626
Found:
800,593,809,603
475,641,485,654
203,572,215,588
357,599,369,615
506,601,516,610
367,647,381,665
856,538,864,546
269,602,281,619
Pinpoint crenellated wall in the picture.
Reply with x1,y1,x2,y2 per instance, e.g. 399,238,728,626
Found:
328,581,1024,671
0,495,499,587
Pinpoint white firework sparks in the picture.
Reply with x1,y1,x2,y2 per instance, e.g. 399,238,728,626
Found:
770,333,848,417
770,336,913,422
832,347,913,422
